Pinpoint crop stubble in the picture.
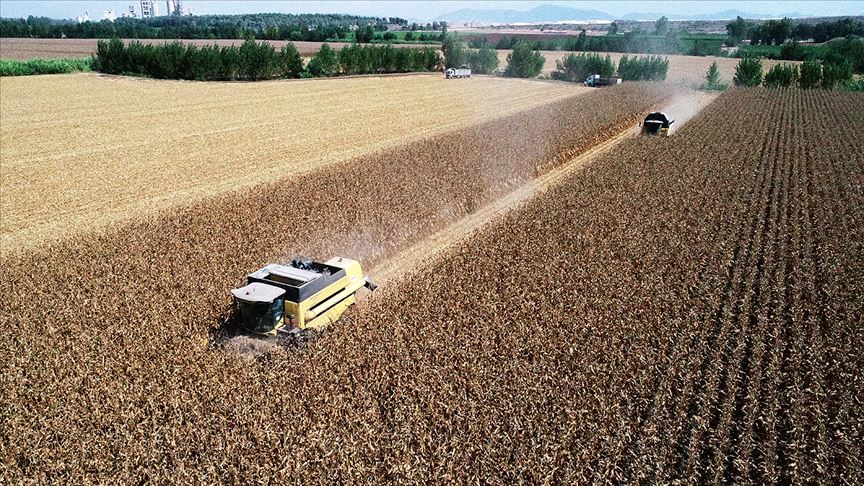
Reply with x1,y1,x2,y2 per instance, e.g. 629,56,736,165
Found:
0,73,586,252
0,83,674,481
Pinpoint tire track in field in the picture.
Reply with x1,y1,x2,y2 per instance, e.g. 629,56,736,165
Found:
369,91,719,286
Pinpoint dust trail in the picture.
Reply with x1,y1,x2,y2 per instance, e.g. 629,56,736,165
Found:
664,90,721,134
369,89,720,286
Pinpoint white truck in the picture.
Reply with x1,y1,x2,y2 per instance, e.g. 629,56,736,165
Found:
584,74,622,87
445,66,471,79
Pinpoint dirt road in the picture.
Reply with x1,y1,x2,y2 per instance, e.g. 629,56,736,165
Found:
369,90,719,285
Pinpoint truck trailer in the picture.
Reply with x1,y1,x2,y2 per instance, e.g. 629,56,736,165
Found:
445,67,471,79
584,74,622,87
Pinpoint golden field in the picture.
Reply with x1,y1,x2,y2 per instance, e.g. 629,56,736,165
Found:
0,73,585,251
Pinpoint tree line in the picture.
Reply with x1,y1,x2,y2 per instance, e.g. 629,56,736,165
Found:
469,31,723,57
444,35,670,81
92,38,441,81
727,16,864,45
739,37,864,74
441,36,499,74
442,36,545,78
550,52,669,82
0,14,384,41
733,56,855,89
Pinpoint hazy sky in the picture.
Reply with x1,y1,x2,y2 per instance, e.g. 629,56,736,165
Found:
1,1,862,21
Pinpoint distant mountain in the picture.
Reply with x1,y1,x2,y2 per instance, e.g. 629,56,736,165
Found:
691,10,803,20
620,10,807,21
436,4,811,24
435,5,611,23
619,12,683,21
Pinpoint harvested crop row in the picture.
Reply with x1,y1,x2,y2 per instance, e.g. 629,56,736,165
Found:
0,83,674,481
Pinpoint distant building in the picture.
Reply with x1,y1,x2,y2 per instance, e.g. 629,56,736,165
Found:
141,0,155,18
165,0,184,16
127,5,137,18
76,11,90,23
103,10,116,21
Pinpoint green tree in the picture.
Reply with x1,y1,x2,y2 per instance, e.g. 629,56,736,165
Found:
575,29,587,51
655,16,669,35
503,41,545,78
468,45,499,74
442,34,467,68
798,58,821,89
726,16,750,44
238,37,276,80
705,61,721,88
93,37,127,74
824,37,864,74
338,42,361,74
608,21,618,35
551,52,614,82
779,40,806,60
307,43,338,76
617,55,669,81
752,18,793,45
219,45,242,80
763,63,799,87
821,60,853,89
733,56,763,86
354,24,375,43
275,42,304,78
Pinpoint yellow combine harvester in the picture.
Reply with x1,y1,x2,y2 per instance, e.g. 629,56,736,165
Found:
231,257,376,336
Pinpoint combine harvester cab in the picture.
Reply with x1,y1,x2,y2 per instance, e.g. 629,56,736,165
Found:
231,257,376,337
641,112,675,137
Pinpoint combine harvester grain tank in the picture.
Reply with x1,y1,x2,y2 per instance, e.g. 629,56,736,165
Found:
231,257,376,338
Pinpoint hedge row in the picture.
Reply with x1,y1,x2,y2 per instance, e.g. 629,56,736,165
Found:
93,38,442,81
551,53,669,82
0,57,91,76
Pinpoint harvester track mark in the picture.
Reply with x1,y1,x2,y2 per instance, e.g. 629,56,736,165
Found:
370,91,720,286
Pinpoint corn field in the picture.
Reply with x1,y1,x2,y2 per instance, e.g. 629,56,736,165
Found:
344,87,863,482
0,83,676,481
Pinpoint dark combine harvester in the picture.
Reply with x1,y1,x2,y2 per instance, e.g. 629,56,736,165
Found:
641,112,675,137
